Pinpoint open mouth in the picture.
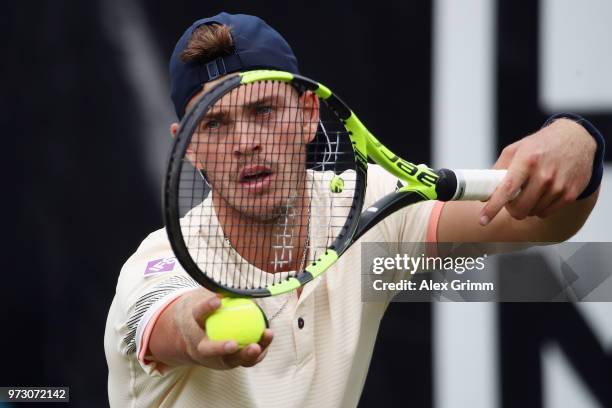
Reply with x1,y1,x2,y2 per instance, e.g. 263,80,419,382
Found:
239,166,274,191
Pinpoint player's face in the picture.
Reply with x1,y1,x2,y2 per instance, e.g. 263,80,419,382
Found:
186,80,318,220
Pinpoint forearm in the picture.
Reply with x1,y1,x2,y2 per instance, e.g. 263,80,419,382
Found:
148,297,193,367
521,188,598,242
438,188,598,243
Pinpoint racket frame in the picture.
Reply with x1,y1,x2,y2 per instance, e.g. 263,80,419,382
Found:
165,71,373,297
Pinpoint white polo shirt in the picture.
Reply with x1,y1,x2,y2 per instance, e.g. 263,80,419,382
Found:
104,165,443,408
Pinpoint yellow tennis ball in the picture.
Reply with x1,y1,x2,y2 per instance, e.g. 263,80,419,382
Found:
205,298,267,348
330,176,344,193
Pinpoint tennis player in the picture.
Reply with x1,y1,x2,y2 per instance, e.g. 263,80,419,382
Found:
104,12,604,407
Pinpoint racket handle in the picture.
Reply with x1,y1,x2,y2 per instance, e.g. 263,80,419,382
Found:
436,169,507,201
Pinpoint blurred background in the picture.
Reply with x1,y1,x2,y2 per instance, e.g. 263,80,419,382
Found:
7,0,612,407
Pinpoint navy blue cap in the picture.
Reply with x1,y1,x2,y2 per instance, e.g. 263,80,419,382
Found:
169,13,300,119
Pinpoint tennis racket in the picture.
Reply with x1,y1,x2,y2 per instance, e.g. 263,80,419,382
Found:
163,70,505,300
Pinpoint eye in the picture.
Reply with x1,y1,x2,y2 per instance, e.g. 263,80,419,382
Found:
203,119,221,130
255,105,273,115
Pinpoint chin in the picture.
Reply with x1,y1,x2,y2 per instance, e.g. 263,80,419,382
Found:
234,199,294,221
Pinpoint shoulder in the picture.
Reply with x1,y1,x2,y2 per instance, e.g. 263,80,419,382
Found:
365,164,404,204
120,228,175,279
114,228,181,307
107,227,197,356
364,165,439,241
308,165,399,201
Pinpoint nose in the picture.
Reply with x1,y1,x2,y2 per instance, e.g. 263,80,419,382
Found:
232,119,262,157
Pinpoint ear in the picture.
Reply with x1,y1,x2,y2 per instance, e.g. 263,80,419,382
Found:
299,91,320,143
170,122,180,138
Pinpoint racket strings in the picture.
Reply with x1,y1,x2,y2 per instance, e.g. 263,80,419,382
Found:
178,80,357,290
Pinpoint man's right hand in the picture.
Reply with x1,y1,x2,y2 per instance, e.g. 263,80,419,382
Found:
149,288,274,370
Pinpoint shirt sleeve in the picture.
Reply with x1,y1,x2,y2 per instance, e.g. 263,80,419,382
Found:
134,284,197,375
364,164,443,244
107,228,200,376
362,165,444,299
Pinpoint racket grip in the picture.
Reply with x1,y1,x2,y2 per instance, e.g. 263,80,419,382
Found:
436,169,507,201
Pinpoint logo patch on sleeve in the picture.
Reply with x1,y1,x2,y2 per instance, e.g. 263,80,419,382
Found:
144,257,177,275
